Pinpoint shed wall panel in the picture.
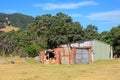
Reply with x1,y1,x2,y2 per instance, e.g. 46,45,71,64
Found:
93,40,110,61
75,49,89,64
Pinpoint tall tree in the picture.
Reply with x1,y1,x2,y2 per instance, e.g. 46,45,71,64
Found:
100,31,113,45
100,25,120,57
29,12,84,49
111,26,120,54
84,24,99,40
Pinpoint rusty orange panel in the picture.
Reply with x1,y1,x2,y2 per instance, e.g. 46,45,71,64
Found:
54,48,61,64
88,49,92,64
71,48,76,64
39,51,45,63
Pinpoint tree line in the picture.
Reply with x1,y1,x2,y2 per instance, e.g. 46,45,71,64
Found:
0,12,119,57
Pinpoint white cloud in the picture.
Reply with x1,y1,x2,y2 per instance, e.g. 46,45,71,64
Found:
87,10,120,23
4,9,17,14
33,1,98,10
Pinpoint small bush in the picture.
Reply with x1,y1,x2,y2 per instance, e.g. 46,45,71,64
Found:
24,44,43,57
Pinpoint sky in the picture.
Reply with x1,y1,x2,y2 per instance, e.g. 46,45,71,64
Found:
0,0,120,33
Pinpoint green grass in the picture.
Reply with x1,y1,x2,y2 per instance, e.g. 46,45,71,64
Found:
26,58,40,64
0,57,120,80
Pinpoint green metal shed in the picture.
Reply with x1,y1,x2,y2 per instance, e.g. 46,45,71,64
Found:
59,39,113,64
92,39,112,61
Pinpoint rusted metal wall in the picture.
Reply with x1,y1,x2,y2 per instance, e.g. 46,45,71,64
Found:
88,49,92,63
54,48,62,64
39,47,92,64
39,51,45,63
70,48,76,64
76,48,82,64
63,47,70,64
54,47,76,64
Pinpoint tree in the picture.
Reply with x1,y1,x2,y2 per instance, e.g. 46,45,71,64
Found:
100,25,120,57
29,12,84,49
0,31,16,56
84,24,100,40
100,31,113,45
111,26,120,55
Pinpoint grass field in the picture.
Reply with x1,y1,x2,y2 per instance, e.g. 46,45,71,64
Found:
0,57,120,80
0,26,19,32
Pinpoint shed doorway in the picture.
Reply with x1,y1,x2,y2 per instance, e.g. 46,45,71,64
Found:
46,52,55,60
76,49,89,64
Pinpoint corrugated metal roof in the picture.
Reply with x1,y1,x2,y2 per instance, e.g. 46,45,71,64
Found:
61,40,93,48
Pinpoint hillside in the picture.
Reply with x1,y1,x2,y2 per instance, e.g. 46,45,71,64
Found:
0,26,19,32
0,13,34,29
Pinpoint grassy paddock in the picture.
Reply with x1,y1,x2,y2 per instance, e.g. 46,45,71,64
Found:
0,57,120,80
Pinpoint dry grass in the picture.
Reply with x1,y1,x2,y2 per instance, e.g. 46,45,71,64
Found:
0,57,120,80
0,26,19,32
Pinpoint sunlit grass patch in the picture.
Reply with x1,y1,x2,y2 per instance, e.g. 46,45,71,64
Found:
0,57,120,80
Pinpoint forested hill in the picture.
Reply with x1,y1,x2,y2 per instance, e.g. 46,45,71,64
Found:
0,12,119,58
0,13,34,29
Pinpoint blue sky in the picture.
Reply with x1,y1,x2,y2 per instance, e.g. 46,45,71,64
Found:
0,0,120,33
